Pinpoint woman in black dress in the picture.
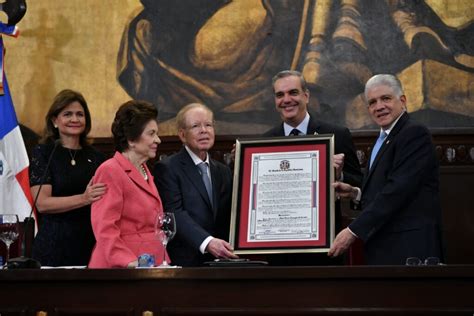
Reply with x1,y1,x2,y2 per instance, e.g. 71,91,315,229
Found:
30,89,107,266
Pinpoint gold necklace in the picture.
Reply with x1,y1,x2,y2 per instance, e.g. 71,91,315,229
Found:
68,149,78,166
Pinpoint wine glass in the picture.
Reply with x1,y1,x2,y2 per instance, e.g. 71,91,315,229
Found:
0,214,20,263
155,212,176,267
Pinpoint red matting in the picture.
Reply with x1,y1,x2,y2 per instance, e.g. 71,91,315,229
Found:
237,144,328,249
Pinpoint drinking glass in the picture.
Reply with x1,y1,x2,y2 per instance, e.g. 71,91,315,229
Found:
155,212,176,267
0,214,20,263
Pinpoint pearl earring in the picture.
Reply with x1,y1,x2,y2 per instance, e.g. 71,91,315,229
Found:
54,124,58,128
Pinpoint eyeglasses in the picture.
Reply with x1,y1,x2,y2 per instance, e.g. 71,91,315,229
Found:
405,257,443,266
185,122,214,132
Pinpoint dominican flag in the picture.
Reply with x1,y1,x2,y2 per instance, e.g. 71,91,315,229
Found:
0,23,32,221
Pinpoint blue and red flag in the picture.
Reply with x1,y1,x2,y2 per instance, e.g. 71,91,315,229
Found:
0,22,32,221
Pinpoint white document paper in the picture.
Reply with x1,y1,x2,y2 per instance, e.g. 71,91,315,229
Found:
247,151,319,243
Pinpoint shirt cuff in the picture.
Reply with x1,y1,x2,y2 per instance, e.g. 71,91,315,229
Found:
347,227,358,238
199,236,214,254
354,187,362,202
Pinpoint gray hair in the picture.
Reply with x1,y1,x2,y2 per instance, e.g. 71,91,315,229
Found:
176,103,214,129
272,70,308,92
364,74,404,99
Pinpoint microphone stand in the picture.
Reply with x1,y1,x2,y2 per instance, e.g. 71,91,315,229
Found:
27,139,61,221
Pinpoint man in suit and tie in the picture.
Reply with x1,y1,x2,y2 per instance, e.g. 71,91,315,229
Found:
264,70,362,194
263,70,362,265
328,74,443,265
154,103,238,266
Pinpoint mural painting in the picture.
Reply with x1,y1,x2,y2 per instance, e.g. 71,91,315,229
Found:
118,0,474,134
7,0,474,137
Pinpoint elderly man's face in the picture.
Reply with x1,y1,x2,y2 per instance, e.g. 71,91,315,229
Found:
178,107,215,160
273,75,309,127
366,84,406,129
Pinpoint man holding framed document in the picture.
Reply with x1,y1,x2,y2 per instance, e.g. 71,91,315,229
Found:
230,70,362,265
263,70,362,192
328,74,443,265
154,103,238,266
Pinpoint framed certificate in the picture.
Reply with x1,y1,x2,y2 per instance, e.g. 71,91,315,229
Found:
230,135,335,255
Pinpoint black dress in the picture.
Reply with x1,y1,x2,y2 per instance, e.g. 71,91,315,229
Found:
29,143,105,266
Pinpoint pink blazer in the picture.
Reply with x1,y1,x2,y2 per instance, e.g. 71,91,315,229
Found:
88,152,168,268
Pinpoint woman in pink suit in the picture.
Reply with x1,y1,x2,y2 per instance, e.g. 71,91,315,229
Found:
88,100,168,268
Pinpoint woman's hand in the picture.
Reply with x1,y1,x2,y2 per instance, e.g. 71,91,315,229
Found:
82,179,107,205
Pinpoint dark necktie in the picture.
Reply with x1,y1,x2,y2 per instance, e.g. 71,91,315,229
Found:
198,162,213,206
289,128,300,136
369,131,387,168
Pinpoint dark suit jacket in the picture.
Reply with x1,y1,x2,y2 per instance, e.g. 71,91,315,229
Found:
349,113,443,265
262,114,362,265
263,114,362,189
153,147,233,267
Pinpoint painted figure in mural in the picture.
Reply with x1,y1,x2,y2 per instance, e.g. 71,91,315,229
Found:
318,0,474,129
29,90,107,266
118,0,473,134
118,0,310,134
263,70,362,265
153,103,237,266
329,74,443,265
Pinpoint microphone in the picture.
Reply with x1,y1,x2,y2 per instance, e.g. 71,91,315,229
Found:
7,139,61,268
